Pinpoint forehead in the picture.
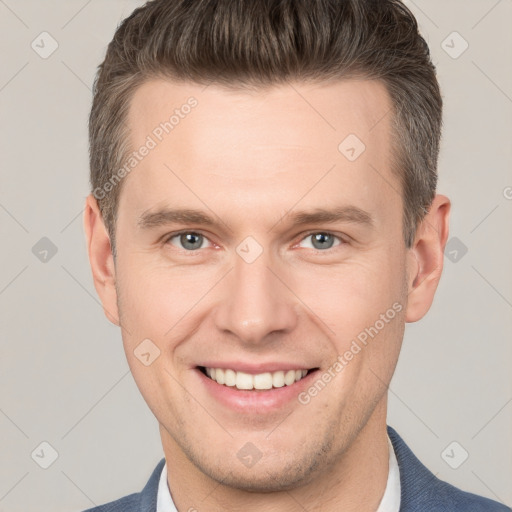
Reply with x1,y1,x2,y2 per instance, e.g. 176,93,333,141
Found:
127,77,393,150
120,77,399,224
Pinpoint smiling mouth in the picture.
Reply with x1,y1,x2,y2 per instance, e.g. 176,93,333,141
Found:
198,366,318,391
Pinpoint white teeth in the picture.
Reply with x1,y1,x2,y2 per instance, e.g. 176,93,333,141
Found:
225,369,236,387
216,368,225,385
284,370,296,386
236,371,254,390
272,371,285,388
204,367,309,390
254,372,273,390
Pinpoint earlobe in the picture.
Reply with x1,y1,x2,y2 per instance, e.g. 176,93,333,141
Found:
405,194,451,323
83,194,120,326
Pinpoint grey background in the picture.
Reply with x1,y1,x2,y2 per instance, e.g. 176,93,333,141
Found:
0,0,511,511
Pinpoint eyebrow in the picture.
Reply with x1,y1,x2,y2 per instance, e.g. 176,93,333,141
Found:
137,206,374,230
286,206,374,228
138,208,215,229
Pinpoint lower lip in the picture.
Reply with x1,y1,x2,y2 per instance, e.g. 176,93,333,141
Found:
195,368,317,413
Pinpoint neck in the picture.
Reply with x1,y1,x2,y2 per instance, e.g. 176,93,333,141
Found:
161,401,390,512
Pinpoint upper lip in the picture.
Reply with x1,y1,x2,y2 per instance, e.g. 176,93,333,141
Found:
197,362,317,374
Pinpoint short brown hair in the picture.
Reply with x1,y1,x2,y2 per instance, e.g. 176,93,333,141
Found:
89,0,442,254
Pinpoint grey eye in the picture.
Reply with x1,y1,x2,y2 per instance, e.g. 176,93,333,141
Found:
311,233,334,249
169,232,208,250
299,232,341,250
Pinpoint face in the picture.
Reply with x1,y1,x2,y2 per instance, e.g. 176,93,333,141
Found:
90,78,429,491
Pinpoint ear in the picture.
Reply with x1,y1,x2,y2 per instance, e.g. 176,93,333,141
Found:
405,194,451,323
83,194,120,326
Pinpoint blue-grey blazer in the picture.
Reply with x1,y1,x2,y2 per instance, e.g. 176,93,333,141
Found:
82,425,510,511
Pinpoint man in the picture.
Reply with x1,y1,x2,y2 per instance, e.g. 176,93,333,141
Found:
82,0,509,511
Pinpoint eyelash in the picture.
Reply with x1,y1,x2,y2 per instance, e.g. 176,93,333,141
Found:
294,231,345,250
163,230,346,253
164,231,215,252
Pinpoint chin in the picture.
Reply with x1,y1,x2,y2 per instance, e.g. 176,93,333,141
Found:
205,461,318,493
182,438,331,493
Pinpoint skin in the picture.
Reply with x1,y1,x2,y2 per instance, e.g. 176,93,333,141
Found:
84,78,450,511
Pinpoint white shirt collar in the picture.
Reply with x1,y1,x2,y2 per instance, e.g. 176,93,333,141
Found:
156,461,176,512
375,435,401,512
157,435,401,512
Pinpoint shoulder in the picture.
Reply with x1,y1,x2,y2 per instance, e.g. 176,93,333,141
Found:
79,457,166,512
387,425,510,512
81,492,139,512
426,479,511,511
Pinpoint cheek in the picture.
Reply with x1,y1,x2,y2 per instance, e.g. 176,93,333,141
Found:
114,262,196,416
288,254,405,341
116,258,212,338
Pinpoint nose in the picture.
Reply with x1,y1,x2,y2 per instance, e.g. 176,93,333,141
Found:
213,251,298,346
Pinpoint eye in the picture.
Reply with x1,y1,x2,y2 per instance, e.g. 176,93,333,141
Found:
298,232,342,250
167,232,212,251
